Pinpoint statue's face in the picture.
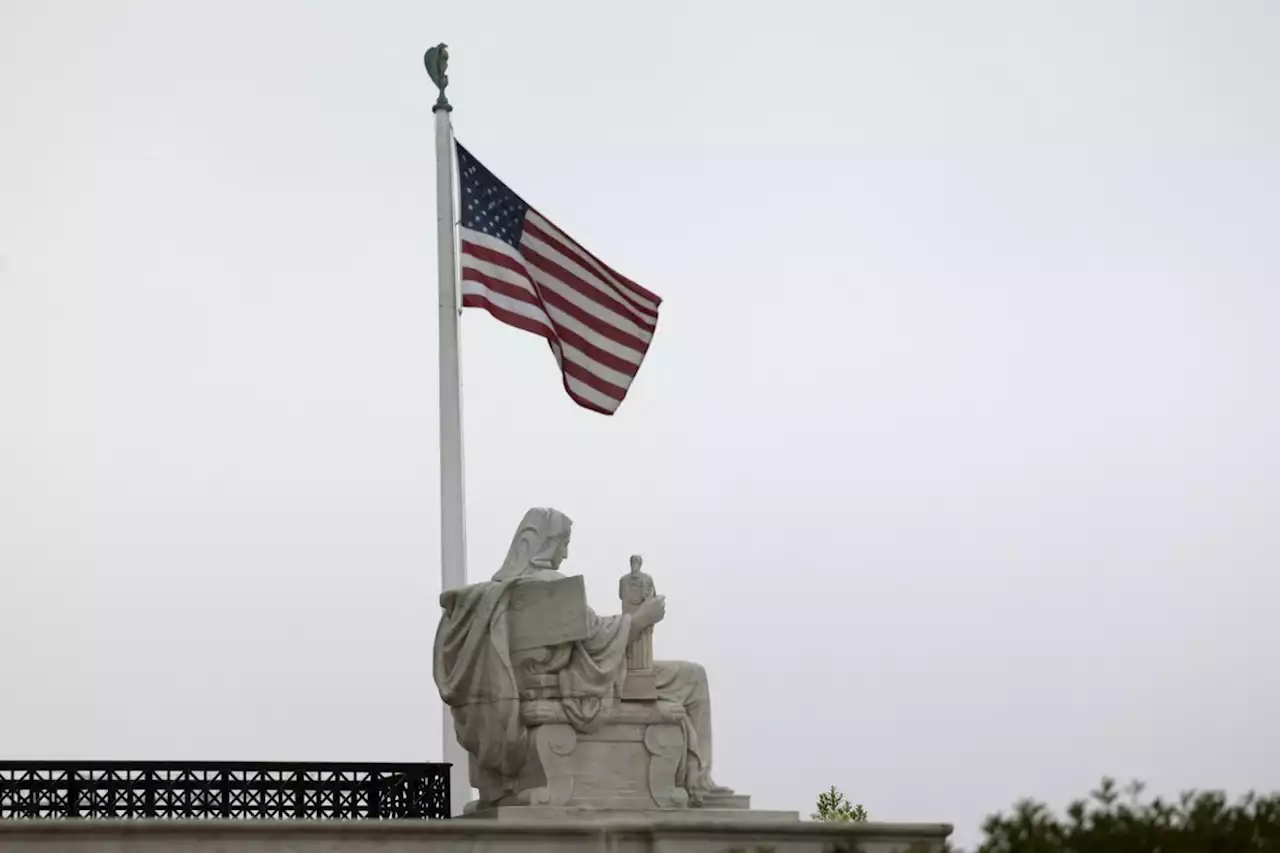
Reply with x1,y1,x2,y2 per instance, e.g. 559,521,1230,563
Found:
550,535,570,569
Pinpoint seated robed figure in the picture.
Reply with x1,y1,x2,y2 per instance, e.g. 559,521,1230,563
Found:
432,507,734,811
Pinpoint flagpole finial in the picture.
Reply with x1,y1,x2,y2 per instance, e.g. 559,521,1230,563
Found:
424,43,451,112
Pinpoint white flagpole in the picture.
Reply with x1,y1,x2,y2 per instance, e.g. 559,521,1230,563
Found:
425,43,472,817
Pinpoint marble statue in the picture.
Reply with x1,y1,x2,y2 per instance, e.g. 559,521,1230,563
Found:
433,507,737,812
619,555,658,699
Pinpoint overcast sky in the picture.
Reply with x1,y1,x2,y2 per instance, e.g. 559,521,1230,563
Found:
2,1,1278,846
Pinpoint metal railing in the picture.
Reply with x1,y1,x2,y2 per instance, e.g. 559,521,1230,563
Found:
0,761,450,820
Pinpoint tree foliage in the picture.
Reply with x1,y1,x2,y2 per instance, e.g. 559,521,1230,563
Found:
976,777,1280,852
817,777,1280,851
813,785,869,823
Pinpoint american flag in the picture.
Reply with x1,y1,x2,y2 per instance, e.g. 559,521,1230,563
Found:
455,142,662,415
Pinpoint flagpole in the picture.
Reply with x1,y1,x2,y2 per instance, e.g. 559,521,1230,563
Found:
425,42,472,817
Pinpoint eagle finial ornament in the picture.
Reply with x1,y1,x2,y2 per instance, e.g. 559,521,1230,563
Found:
424,43,450,111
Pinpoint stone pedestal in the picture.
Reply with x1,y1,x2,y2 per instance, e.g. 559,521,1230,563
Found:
461,805,798,823
620,667,657,701
471,700,699,811
0,817,956,853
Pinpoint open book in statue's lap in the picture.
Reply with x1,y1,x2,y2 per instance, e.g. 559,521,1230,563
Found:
433,507,740,812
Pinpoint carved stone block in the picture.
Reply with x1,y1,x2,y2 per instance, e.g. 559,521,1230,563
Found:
473,701,693,812
507,575,589,652
620,668,657,701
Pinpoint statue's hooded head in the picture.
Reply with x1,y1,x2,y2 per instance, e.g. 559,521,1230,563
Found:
492,507,573,582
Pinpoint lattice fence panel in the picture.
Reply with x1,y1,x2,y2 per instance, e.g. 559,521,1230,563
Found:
0,762,450,820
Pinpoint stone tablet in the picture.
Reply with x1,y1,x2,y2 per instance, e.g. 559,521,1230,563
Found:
506,574,590,652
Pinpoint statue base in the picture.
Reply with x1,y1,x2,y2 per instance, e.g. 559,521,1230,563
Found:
700,790,752,810
460,805,796,823
473,700,694,811
620,668,657,701
0,816,956,853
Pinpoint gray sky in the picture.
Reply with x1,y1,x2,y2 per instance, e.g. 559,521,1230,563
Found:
2,1,1278,846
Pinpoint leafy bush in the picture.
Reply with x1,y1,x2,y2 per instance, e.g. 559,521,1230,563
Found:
977,777,1280,852
813,785,869,822
816,777,1280,851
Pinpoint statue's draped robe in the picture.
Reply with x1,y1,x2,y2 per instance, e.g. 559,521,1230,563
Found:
434,568,716,795
433,569,630,782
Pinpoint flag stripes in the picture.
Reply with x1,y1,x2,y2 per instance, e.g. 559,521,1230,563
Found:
455,143,661,415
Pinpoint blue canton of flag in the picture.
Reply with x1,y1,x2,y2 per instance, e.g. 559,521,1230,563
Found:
458,147,528,250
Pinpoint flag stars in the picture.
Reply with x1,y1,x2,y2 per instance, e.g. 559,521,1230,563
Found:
457,148,530,251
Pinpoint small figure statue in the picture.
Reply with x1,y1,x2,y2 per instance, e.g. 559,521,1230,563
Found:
619,554,659,698
619,555,655,608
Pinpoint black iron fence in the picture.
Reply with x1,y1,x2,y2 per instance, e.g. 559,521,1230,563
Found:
0,761,450,820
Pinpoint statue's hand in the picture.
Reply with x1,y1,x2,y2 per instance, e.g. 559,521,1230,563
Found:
632,595,666,630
